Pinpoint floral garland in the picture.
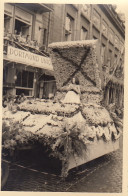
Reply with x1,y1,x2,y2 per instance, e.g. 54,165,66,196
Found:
2,120,35,150
19,100,80,117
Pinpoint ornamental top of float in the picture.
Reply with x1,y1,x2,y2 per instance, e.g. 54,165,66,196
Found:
48,40,98,49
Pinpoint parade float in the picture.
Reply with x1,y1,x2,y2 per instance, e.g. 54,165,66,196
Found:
2,40,122,179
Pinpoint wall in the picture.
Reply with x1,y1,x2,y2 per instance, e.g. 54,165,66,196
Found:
49,4,125,68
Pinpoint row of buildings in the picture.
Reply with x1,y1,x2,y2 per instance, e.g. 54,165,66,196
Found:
3,3,125,107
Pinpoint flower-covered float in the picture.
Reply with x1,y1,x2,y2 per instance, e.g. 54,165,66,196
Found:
2,40,122,177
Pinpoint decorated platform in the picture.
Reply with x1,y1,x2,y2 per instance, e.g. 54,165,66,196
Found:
2,40,122,177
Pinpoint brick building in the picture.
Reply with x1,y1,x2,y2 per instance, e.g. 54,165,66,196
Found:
3,3,125,107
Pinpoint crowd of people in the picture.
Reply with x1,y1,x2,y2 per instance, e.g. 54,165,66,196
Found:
4,29,39,50
3,93,26,112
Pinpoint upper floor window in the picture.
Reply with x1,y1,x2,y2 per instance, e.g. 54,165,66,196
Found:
4,14,11,34
101,44,106,66
108,49,113,68
114,54,118,64
102,20,108,37
65,14,74,41
114,35,119,49
80,26,88,40
14,7,32,39
93,9,101,29
93,36,98,40
108,28,114,44
81,4,91,19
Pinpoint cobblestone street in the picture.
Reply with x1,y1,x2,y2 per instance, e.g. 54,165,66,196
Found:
2,137,122,192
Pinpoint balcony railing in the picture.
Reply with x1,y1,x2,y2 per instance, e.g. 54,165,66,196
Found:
3,32,49,57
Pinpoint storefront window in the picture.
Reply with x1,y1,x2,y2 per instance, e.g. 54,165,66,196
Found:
15,70,34,88
3,67,8,83
16,89,30,96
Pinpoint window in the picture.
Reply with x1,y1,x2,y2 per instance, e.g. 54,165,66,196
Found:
3,67,8,83
4,14,11,33
114,35,119,49
108,49,112,67
81,4,91,19
80,27,88,40
65,14,74,41
101,44,106,65
102,20,108,37
43,29,47,45
14,7,32,38
93,36,97,40
108,28,114,43
114,54,118,64
93,9,101,29
15,7,32,25
15,19,30,37
16,89,30,96
15,70,34,88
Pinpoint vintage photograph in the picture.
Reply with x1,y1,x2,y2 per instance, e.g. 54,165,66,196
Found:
1,2,124,192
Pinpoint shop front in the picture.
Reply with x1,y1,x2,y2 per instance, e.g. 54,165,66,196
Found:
3,45,55,98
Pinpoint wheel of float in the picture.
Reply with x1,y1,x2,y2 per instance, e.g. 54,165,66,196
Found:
1,160,9,189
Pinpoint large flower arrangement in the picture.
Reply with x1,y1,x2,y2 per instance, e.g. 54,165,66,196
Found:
48,40,101,90
48,40,103,106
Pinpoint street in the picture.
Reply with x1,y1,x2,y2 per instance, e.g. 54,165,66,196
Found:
2,136,122,192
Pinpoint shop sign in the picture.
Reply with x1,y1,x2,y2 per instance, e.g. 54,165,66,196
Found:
7,46,53,70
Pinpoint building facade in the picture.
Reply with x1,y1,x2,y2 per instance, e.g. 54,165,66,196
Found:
47,4,124,107
49,4,125,66
3,3,125,107
3,3,56,99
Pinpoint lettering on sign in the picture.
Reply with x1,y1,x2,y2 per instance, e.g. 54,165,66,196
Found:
7,46,53,70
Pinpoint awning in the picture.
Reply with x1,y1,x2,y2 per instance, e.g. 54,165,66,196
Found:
14,3,53,13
